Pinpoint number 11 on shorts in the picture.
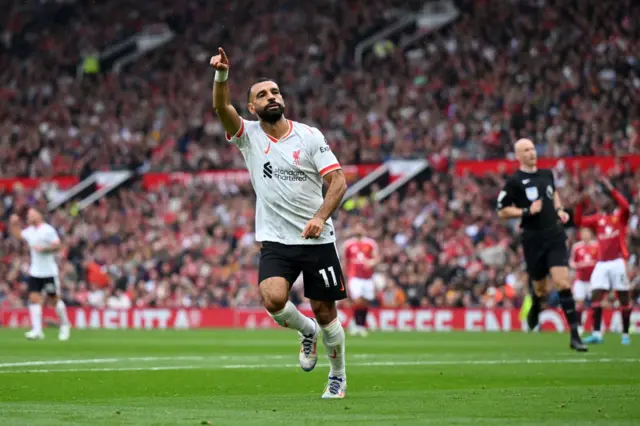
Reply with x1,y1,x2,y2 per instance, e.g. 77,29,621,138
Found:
319,266,338,287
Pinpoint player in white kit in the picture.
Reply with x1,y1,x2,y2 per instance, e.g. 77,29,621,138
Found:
210,47,349,398
9,208,70,340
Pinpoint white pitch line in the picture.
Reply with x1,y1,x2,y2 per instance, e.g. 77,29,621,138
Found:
0,354,303,369
0,357,638,374
0,356,205,368
220,357,640,370
0,366,200,374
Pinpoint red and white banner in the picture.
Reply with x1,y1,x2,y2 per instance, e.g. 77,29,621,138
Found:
141,164,381,190
5,156,640,192
454,155,640,177
2,307,638,332
0,176,79,191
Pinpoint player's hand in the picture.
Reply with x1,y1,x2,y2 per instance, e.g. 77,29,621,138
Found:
9,214,20,225
209,47,229,71
33,245,43,253
529,199,543,215
302,217,324,239
558,209,570,224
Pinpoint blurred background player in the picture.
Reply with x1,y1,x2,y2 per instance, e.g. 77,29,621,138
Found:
574,176,632,345
497,139,586,352
8,208,70,341
343,223,380,337
210,47,349,398
569,227,599,335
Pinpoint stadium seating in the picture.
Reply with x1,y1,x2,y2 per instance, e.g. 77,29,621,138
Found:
1,0,639,309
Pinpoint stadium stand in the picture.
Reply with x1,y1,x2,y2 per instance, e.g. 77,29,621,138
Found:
1,0,639,309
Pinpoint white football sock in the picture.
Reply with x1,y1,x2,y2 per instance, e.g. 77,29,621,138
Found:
321,318,346,377
56,299,70,326
28,303,42,333
593,330,603,339
269,301,315,335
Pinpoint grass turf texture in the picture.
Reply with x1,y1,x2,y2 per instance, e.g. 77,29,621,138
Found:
0,329,638,425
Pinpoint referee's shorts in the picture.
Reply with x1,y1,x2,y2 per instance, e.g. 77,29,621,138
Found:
521,226,569,281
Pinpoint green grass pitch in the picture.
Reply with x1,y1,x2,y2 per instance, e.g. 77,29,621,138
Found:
0,329,638,425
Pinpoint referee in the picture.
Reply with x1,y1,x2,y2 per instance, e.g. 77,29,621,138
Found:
497,139,587,352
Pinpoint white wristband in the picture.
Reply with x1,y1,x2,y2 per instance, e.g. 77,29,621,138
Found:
214,69,228,83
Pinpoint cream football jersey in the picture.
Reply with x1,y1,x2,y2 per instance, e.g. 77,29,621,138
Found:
227,119,342,245
21,223,60,277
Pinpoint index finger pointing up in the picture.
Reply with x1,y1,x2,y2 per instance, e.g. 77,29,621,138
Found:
218,47,228,63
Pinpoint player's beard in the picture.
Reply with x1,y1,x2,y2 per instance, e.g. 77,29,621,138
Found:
257,102,285,124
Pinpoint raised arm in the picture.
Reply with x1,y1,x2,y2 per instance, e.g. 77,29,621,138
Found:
600,176,630,222
210,47,242,137
573,195,600,228
8,214,24,241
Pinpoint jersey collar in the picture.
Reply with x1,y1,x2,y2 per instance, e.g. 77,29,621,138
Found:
264,120,293,143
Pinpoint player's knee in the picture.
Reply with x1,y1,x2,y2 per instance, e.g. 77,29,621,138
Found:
549,267,570,290
310,300,337,326
28,292,41,304
261,292,288,313
259,277,289,313
532,280,547,296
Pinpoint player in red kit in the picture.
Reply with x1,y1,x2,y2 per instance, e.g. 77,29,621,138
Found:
574,176,632,345
342,223,379,337
569,227,599,335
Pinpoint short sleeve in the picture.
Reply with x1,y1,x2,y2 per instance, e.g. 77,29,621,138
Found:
225,119,250,148
496,179,515,210
310,129,341,177
20,228,29,241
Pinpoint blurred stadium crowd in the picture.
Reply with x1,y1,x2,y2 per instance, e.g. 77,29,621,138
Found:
1,0,640,310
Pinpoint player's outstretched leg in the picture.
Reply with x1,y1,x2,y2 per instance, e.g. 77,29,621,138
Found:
584,290,605,344
311,300,347,399
550,267,587,352
617,291,632,346
261,278,319,371
26,291,44,340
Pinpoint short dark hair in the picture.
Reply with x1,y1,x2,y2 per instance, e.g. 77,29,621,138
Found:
247,78,277,102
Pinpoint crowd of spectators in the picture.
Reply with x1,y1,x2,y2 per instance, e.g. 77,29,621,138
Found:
1,0,639,178
1,0,640,311
0,0,416,178
1,163,639,311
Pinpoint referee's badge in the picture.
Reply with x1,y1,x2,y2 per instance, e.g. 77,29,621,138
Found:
525,186,539,201
546,185,554,199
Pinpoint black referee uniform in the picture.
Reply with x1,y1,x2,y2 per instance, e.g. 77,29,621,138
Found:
497,169,568,280
497,168,587,352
